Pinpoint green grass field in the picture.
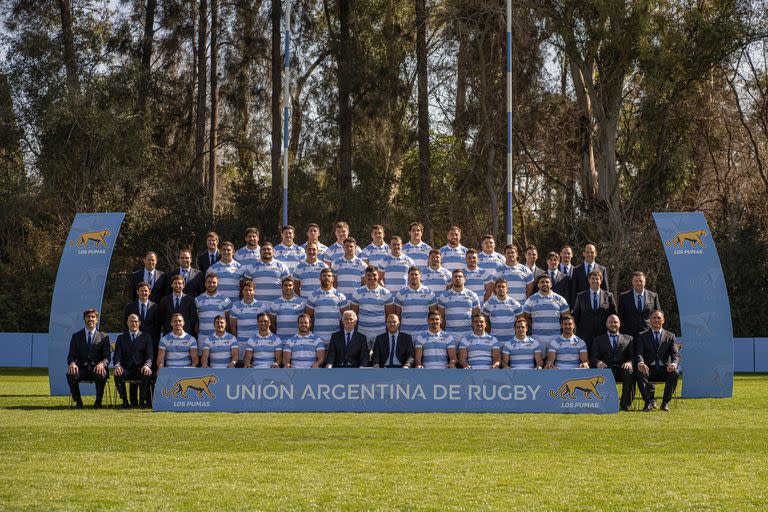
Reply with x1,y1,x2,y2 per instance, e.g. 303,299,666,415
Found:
0,369,766,511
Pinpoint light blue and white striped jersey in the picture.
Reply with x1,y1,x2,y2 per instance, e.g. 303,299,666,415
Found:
284,333,325,368
549,335,587,369
206,260,244,302
415,330,456,369
159,331,197,367
481,295,523,343
246,332,283,368
492,263,533,305
438,288,480,339
458,333,501,369
360,242,390,268
323,242,362,265
293,260,328,296
439,244,468,272
503,336,542,369
243,259,291,304
300,241,328,256
273,243,306,273
403,241,432,269
351,285,394,338
463,267,494,304
478,251,505,272
234,245,261,266
394,285,437,335
306,288,349,343
202,332,237,368
522,292,569,344
331,256,367,298
229,299,268,357
421,266,452,291
380,253,415,290
268,295,307,337
195,292,232,351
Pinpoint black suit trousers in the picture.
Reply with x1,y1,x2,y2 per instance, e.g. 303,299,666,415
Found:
66,367,107,404
609,365,635,408
636,365,679,404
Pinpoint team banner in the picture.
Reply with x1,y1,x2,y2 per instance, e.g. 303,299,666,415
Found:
153,368,619,413
653,212,734,398
48,213,125,395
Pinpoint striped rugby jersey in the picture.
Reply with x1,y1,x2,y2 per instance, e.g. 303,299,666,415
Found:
415,330,456,369
305,288,349,344
394,285,437,335
268,295,307,337
246,332,283,368
159,331,197,367
351,285,394,338
202,332,238,368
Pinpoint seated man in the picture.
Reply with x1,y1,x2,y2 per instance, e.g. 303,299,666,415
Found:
244,313,283,368
201,315,238,368
414,311,458,369
457,314,501,369
591,314,634,411
66,309,111,409
282,314,326,368
326,310,369,368
544,314,589,369
635,310,680,412
113,314,153,408
371,314,415,368
157,313,199,368
502,317,543,369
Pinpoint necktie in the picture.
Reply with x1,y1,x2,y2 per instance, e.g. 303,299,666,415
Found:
210,253,215,266
147,271,153,288
653,332,660,366
550,270,556,281
346,332,351,347
87,331,92,348
131,333,135,344
611,335,617,353
181,270,187,283
593,292,598,310
587,263,592,275
175,297,180,309
636,293,642,313
388,335,396,366
140,303,146,320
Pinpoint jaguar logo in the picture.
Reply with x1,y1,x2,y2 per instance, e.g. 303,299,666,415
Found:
69,229,112,248
665,229,707,249
162,375,219,399
549,376,606,400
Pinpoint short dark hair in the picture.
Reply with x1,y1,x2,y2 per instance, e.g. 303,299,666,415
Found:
82,308,99,319
136,281,150,291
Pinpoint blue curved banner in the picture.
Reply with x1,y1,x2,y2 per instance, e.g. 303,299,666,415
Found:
152,368,619,413
653,212,733,398
48,213,125,395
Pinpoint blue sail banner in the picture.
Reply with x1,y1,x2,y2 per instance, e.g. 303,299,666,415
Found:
653,212,734,398
48,213,125,395
152,368,618,413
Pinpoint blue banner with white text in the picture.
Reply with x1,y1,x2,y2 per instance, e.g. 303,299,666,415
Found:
48,213,125,395
653,212,734,398
153,368,618,413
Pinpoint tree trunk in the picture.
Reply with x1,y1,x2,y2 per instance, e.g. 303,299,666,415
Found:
233,0,257,178
570,60,598,205
452,24,468,143
289,51,329,162
58,0,80,97
208,0,219,218
195,0,208,182
137,0,157,116
271,0,282,215
337,0,353,207
415,0,432,237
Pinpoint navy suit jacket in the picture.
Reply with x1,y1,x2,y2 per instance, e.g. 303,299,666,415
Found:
371,331,415,367
571,262,608,304
158,294,198,337
130,268,164,303
157,267,203,299
113,331,154,369
634,328,679,367
617,289,661,341
326,330,369,367
572,288,617,346
590,332,633,368
67,329,111,368
123,300,160,343
197,251,220,275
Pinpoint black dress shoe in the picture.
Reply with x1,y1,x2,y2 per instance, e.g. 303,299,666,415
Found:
121,402,131,409
74,401,83,409
642,403,654,412
660,402,670,411
648,400,658,410
93,401,102,409
620,405,631,412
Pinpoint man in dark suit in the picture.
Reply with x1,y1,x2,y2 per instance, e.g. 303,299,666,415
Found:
158,274,198,337
617,271,661,341
157,249,202,298
197,231,221,274
525,245,546,292
129,251,163,302
113,314,154,408
590,314,635,411
570,243,608,304
372,313,415,368
635,310,680,412
542,252,570,299
572,270,617,349
325,310,369,368
124,281,159,340
66,309,111,409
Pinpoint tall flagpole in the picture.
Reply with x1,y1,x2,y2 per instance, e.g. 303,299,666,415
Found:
282,1,292,227
506,0,513,245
